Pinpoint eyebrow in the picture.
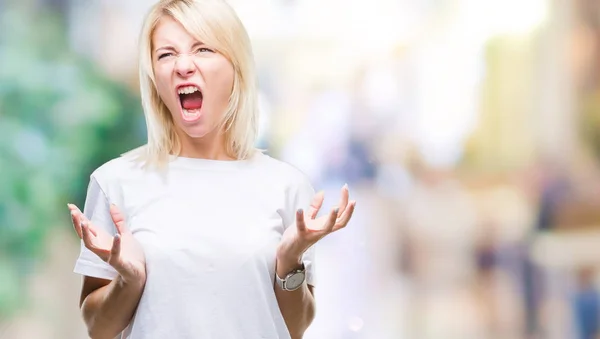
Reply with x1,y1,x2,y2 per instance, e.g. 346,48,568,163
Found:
155,41,205,54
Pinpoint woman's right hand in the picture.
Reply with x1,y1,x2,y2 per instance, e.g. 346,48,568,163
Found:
68,203,147,285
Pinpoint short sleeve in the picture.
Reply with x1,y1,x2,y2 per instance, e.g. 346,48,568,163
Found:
283,173,317,287
73,176,119,280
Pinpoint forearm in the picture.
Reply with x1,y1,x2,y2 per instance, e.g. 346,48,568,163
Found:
274,255,316,339
81,275,146,339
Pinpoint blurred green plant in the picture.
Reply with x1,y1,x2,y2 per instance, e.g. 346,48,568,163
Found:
580,90,600,158
0,4,144,317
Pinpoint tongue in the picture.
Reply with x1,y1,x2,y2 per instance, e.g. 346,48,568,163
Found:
181,92,203,110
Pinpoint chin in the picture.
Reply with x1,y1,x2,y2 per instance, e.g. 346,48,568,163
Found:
185,130,210,139
178,122,216,139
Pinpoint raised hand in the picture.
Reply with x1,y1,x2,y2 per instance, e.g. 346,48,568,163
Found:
277,184,356,264
69,203,146,284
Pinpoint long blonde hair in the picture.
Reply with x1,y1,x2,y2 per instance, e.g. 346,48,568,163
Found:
126,0,259,168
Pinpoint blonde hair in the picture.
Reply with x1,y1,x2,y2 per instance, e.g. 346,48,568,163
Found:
126,0,259,168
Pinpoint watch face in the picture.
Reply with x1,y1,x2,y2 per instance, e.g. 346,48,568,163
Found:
285,271,306,290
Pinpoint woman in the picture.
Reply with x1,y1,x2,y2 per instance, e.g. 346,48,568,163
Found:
68,0,356,338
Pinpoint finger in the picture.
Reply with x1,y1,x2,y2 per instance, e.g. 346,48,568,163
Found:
296,208,307,233
109,204,128,235
69,204,97,237
307,191,325,219
88,224,98,237
325,207,338,233
80,219,96,250
110,234,121,258
69,203,83,215
337,184,349,217
77,213,98,237
333,200,356,231
70,210,82,239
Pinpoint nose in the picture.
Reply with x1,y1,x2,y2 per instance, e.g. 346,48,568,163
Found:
175,54,196,78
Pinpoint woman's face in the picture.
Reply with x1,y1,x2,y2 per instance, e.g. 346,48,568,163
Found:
152,16,234,139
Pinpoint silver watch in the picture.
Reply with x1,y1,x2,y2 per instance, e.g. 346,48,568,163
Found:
275,263,306,291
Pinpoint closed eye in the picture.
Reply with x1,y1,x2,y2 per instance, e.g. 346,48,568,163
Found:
197,47,214,53
158,53,173,60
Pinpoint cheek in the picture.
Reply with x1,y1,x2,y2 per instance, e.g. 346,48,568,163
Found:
224,65,235,95
222,64,235,94
207,61,235,101
153,67,175,105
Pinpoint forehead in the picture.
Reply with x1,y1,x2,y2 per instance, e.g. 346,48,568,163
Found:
152,16,197,47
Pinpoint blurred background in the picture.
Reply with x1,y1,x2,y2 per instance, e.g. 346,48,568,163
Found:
2,0,600,338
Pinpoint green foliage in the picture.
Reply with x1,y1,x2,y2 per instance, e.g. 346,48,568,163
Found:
580,90,600,158
0,4,144,317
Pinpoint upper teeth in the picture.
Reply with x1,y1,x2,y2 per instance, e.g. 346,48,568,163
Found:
178,86,199,95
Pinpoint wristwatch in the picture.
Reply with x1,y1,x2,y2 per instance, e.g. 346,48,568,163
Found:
275,263,306,291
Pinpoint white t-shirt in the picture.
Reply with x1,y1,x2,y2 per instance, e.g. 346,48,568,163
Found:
73,151,316,339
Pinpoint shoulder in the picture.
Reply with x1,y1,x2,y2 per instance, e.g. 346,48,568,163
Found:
254,153,315,219
254,152,313,190
89,152,143,188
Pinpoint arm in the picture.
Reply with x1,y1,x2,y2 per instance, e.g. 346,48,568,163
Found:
274,255,316,339
69,203,147,339
275,185,356,338
80,275,146,339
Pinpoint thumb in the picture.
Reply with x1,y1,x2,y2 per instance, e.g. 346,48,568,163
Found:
110,233,122,259
296,208,306,233
109,204,128,235
307,191,325,219
108,234,128,274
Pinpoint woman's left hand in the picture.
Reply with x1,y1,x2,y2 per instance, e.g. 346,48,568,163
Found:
277,184,356,268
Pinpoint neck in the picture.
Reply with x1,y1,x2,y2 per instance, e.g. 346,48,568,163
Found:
176,128,233,161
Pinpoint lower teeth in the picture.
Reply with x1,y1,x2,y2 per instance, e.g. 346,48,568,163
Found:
183,109,200,117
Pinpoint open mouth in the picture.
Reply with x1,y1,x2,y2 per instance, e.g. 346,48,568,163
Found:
177,85,203,121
